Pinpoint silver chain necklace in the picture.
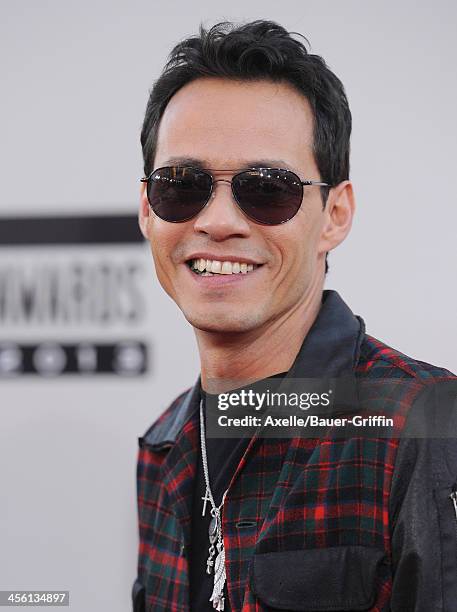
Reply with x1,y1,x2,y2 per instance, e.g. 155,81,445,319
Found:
199,398,229,611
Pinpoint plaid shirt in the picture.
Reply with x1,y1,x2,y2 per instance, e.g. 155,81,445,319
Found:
133,290,456,611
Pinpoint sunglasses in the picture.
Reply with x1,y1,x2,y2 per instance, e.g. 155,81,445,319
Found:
140,166,331,225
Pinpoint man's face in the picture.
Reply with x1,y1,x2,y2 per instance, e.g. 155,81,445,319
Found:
140,77,332,334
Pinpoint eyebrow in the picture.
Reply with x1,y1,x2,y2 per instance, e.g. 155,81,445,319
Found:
161,156,301,174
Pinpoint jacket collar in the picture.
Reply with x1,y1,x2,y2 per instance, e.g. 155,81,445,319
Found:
143,289,365,448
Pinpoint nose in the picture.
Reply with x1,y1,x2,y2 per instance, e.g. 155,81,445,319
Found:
192,180,251,240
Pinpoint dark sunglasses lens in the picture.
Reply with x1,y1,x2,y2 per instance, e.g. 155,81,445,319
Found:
232,169,303,224
147,167,212,222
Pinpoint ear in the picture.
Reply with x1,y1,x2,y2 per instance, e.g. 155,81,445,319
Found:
318,180,355,255
138,182,150,240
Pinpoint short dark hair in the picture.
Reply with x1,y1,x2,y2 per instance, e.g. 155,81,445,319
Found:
141,20,352,274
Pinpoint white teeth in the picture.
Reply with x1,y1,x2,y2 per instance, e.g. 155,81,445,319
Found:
190,258,258,275
221,261,232,274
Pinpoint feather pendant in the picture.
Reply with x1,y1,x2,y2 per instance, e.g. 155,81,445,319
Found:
209,543,226,610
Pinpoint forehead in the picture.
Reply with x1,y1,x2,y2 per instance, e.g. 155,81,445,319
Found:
154,77,316,171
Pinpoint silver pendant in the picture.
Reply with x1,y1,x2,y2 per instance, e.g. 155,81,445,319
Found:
209,541,226,610
206,515,219,574
201,487,212,517
208,516,217,537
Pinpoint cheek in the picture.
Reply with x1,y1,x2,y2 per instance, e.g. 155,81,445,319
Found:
272,218,323,285
276,216,318,264
148,221,183,273
294,206,324,255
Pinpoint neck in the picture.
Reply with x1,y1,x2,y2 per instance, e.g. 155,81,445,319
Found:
195,282,324,392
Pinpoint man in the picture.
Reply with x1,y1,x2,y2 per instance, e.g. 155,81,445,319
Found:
133,20,456,611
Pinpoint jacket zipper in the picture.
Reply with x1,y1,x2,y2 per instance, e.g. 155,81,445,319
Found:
449,485,457,538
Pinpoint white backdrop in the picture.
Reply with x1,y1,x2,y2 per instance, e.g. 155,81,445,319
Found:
1,1,456,610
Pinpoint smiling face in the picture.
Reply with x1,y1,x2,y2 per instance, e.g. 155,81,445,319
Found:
139,77,353,334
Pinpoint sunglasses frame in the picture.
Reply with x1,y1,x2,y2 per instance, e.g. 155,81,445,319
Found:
140,166,332,225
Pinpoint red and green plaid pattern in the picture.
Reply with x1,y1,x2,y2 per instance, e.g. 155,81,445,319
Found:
136,331,454,611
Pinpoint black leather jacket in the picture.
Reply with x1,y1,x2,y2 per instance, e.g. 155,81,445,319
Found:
389,380,457,610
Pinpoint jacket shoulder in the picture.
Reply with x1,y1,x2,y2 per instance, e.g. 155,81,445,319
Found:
357,333,455,382
140,387,192,449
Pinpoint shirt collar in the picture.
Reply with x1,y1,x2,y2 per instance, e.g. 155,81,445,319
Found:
288,289,365,378
143,289,365,447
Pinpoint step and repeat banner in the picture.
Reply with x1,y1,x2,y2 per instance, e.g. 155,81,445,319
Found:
0,215,148,377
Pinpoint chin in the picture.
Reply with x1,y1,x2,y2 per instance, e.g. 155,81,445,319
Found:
183,308,265,335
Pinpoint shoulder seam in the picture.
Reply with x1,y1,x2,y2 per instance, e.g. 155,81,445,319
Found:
141,388,191,438
361,334,455,380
